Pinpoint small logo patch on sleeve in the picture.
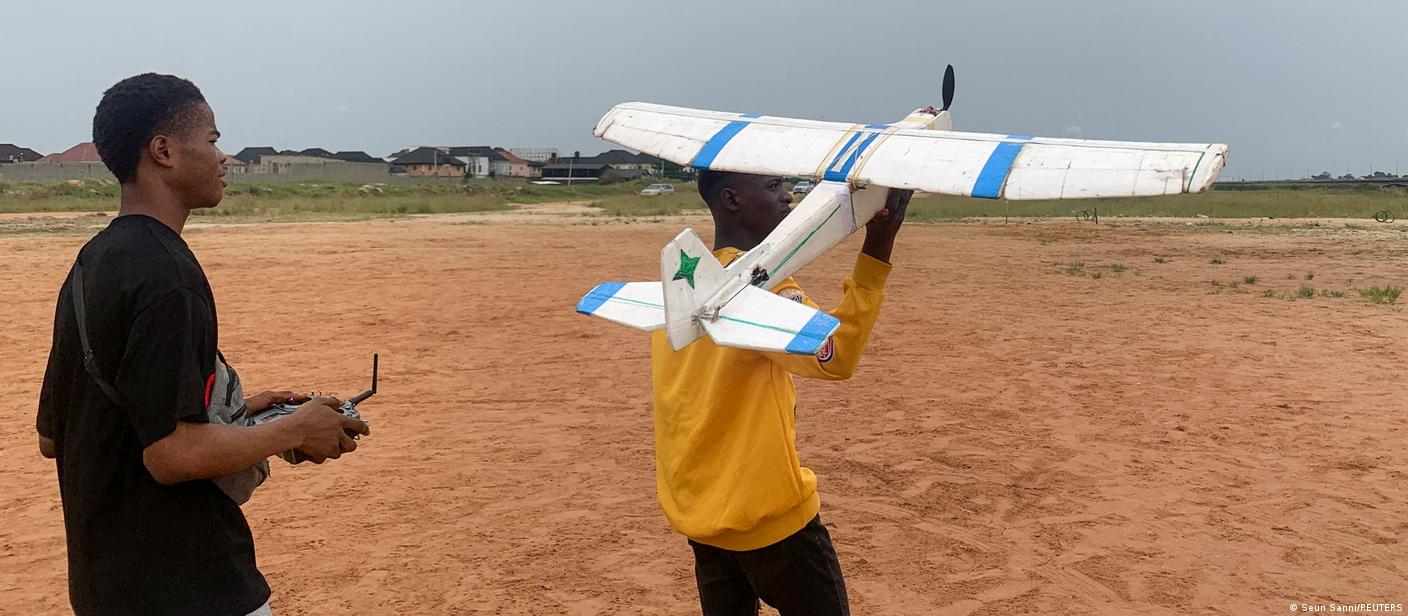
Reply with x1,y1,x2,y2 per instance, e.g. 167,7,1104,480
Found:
816,336,835,363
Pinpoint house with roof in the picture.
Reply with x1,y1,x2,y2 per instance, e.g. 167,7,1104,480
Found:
261,153,334,173
580,149,659,172
0,144,43,163
332,151,384,164
443,146,496,178
391,146,466,177
225,146,387,176
541,162,617,183
38,142,103,163
508,147,559,163
228,147,277,173
231,146,277,165
492,148,539,178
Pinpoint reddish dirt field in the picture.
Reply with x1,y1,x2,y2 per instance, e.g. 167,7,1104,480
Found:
2,212,1405,615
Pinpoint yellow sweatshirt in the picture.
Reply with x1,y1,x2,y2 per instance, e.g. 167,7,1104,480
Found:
650,247,891,551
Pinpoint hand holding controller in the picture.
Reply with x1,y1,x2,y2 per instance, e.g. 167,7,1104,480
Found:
249,354,377,464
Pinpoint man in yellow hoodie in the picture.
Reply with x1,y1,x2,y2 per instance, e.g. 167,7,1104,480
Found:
652,170,910,615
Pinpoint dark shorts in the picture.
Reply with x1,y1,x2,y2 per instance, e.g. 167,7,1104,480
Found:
688,515,849,616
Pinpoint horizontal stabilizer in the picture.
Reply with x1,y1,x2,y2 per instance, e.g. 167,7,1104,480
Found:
700,285,839,355
576,282,665,331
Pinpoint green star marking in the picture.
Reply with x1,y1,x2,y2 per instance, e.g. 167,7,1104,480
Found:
673,250,701,288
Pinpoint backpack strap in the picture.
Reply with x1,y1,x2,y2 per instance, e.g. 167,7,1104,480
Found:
70,260,129,406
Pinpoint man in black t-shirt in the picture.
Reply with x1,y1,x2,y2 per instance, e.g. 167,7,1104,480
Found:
36,73,370,616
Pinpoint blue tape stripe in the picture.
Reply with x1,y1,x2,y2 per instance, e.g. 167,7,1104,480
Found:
971,135,1031,199
691,113,761,170
823,128,885,182
784,311,840,355
821,132,863,180
576,282,626,315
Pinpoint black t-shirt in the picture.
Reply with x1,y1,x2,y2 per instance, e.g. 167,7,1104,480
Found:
37,214,270,616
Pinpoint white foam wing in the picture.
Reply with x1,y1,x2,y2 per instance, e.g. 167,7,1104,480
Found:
594,102,1227,200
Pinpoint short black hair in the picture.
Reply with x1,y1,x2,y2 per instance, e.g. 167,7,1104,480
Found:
696,169,738,204
92,73,207,184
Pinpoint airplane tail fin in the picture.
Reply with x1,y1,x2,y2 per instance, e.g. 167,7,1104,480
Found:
661,228,727,350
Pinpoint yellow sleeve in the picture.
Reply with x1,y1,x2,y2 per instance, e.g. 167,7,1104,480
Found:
763,252,891,380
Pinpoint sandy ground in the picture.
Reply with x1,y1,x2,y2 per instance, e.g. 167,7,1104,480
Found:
1,211,1405,615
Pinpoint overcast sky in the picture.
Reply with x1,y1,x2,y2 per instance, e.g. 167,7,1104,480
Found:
4,0,1405,180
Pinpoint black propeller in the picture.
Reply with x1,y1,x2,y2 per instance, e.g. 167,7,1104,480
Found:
941,64,955,112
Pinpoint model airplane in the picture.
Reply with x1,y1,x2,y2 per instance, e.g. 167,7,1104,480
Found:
576,66,1228,355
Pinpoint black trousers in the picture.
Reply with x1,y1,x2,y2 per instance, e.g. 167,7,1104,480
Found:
688,515,849,616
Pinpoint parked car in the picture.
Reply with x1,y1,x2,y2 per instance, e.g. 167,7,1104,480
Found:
792,180,814,194
640,183,676,196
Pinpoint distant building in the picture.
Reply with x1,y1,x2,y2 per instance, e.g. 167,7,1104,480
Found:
231,146,278,165
508,147,559,163
260,153,342,173
228,147,278,173
226,147,384,174
38,142,103,163
0,144,43,163
446,146,496,178
580,149,657,172
331,151,384,164
391,146,466,177
493,148,538,178
541,162,614,182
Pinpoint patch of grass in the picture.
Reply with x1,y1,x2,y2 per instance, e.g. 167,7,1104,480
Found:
903,184,1408,221
1243,275,1258,284
1297,285,1316,299
593,193,701,216
1153,257,1168,264
1210,258,1225,265
1262,289,1277,298
0,179,693,219
1320,289,1346,298
1359,285,1402,304
1090,271,1103,279
1287,273,1297,280
1304,272,1315,280
1065,262,1086,276
8,181,1403,221
1108,263,1127,273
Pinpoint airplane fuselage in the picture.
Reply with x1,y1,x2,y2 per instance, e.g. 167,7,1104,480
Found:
693,108,948,320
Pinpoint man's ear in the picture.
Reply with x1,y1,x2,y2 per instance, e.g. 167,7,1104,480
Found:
719,186,741,212
148,134,177,170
